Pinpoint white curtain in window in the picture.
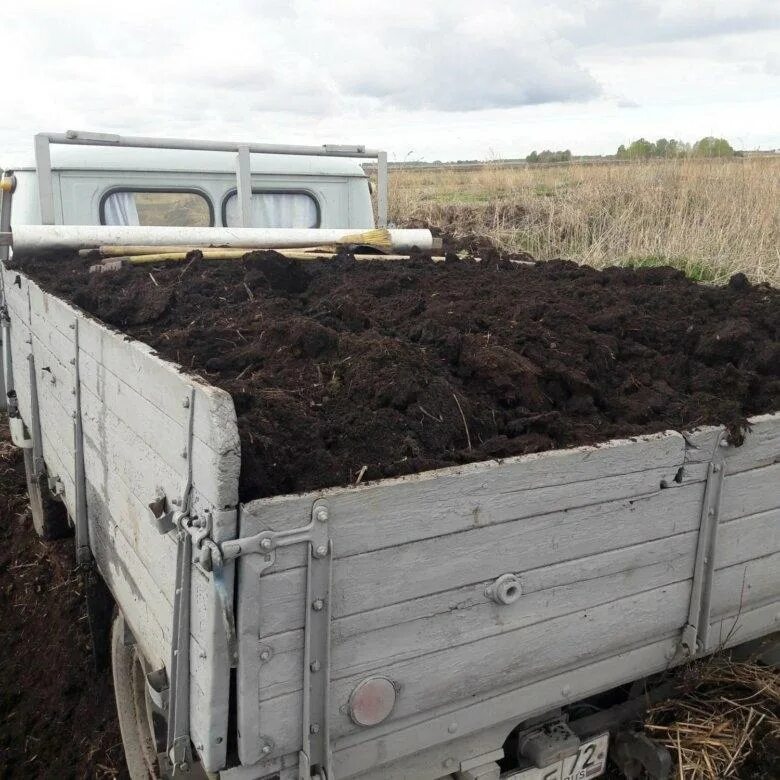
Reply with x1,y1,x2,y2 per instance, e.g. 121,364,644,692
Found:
225,192,318,228
103,192,140,226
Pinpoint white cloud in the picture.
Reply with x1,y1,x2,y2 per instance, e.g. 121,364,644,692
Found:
1,0,778,159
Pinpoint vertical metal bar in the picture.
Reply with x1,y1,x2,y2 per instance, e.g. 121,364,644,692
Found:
376,151,388,227
681,432,726,655
27,354,45,476
301,501,333,778
0,310,12,411
168,529,194,772
697,444,727,651
236,145,252,228
0,172,13,411
72,318,91,564
34,134,56,225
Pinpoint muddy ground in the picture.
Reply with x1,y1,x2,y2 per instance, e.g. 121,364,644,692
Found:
0,417,126,779
14,248,780,501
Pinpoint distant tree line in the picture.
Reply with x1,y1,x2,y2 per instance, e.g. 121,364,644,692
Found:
525,149,572,163
616,137,736,159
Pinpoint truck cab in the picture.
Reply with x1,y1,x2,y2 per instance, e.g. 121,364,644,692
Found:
5,144,375,230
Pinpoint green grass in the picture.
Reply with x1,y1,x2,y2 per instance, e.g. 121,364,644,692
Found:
625,256,724,282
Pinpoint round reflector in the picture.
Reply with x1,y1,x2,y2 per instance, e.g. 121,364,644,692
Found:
348,676,397,727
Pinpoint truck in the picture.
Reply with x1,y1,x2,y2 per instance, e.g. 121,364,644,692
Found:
1,130,778,780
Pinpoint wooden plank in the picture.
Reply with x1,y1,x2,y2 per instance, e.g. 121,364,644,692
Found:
8,323,79,519
252,580,692,759
333,599,780,780
256,549,697,703
683,414,780,474
22,298,225,602
26,293,239,510
27,280,239,480
249,506,780,704
711,552,780,620
265,462,692,578
244,482,705,641
717,508,780,569
241,430,687,560
721,462,780,521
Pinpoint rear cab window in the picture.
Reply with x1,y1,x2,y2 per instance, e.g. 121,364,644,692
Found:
101,189,213,226
223,190,319,228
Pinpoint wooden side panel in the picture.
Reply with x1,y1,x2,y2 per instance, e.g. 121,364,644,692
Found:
238,415,780,768
256,580,693,758
3,267,240,771
241,431,685,558
236,432,692,764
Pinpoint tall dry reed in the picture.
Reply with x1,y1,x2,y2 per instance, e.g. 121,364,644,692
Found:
388,157,780,284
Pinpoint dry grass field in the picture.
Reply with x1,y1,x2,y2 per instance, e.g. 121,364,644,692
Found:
388,157,780,284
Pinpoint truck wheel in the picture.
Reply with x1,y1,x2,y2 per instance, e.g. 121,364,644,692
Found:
22,449,70,539
112,612,163,780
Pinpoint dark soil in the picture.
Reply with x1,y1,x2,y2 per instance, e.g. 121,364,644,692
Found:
0,418,126,779
12,249,780,501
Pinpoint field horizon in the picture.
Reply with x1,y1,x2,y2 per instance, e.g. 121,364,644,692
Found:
388,156,780,285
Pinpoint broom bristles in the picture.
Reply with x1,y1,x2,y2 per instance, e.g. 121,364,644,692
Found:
337,228,392,250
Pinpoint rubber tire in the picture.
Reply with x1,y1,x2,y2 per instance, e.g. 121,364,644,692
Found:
22,448,70,540
112,612,161,780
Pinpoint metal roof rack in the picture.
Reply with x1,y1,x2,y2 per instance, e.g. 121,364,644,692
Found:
34,130,388,228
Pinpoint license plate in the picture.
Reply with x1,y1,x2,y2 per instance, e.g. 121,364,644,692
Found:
505,733,609,780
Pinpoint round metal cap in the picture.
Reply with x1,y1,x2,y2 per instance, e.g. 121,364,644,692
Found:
348,676,397,727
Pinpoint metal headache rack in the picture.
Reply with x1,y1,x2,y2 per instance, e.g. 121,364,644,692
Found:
33,130,389,228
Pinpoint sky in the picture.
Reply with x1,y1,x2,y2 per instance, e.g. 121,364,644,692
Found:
3,0,779,161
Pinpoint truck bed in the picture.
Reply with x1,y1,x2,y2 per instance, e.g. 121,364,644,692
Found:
235,415,780,778
3,263,779,779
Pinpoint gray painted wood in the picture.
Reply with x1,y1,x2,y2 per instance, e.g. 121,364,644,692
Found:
237,412,780,767
241,430,687,555
3,266,240,772
252,580,693,758
250,506,780,705
335,598,780,780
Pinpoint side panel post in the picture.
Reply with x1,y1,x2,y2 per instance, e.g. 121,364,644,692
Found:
376,151,388,227
236,145,252,228
34,134,56,225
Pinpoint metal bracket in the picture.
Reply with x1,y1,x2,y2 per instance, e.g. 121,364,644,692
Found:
147,388,196,535
220,500,333,779
680,432,727,657
167,527,194,773
27,354,45,475
1,307,13,414
72,318,91,564
301,501,333,780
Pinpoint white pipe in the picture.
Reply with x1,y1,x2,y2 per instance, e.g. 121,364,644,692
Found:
10,225,434,253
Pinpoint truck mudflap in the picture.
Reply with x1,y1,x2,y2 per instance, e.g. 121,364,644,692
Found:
228,415,780,778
